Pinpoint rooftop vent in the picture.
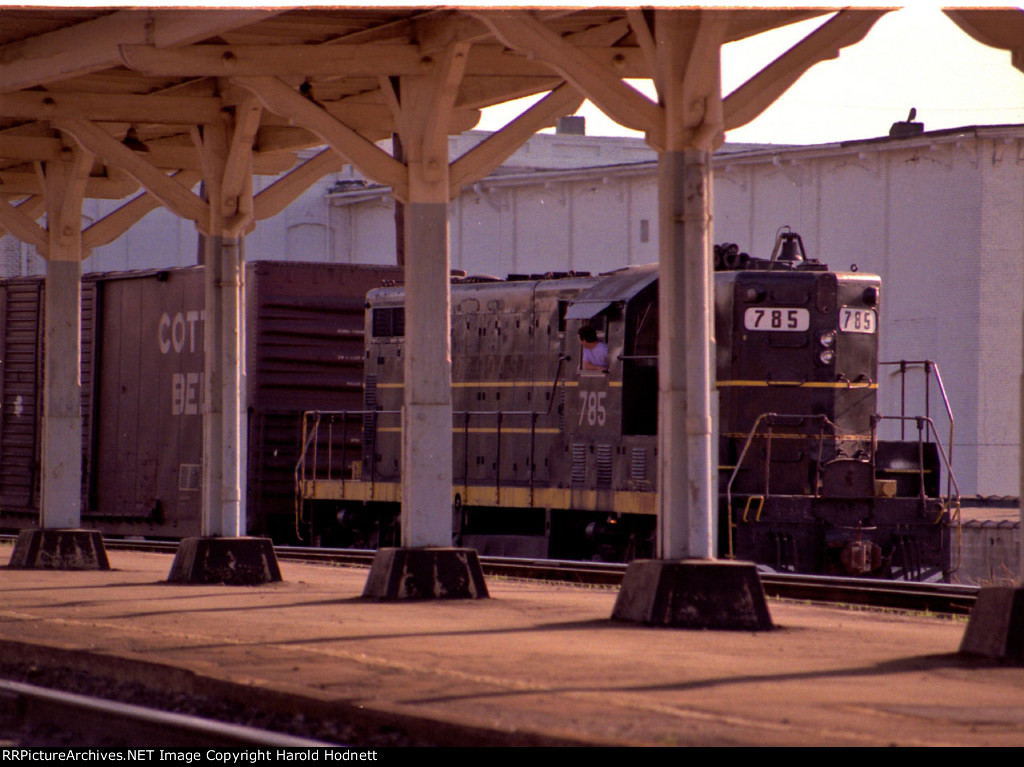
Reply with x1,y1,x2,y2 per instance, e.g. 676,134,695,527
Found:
556,115,586,135
889,107,924,138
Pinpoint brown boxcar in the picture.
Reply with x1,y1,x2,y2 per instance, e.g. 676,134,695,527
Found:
0,261,400,541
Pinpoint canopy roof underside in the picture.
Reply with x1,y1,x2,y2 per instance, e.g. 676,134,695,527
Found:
0,7,828,198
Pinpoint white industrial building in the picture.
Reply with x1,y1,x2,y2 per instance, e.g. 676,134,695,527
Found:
2,123,1020,500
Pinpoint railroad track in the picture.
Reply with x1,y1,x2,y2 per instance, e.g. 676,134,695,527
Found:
0,679,333,748
1,535,979,615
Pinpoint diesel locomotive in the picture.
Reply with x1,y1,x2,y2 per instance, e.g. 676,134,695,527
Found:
297,232,960,580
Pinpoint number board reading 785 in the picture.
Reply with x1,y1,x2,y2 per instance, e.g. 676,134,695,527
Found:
839,307,876,334
743,307,809,332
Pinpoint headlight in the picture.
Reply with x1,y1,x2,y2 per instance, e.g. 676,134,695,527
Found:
819,330,836,348
818,349,836,365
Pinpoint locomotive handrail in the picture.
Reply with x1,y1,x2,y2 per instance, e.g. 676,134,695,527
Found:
880,359,955,499
295,408,400,541
545,355,572,417
871,412,962,575
299,404,554,514
294,411,322,542
869,414,961,498
725,412,842,559
835,373,874,389
872,416,962,507
453,407,550,506
299,355,571,514
726,409,962,575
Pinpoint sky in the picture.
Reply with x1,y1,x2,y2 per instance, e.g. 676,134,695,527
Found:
477,7,1024,147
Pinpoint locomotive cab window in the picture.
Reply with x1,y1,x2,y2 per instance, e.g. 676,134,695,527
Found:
623,292,658,435
557,300,569,333
372,306,405,338
576,313,609,373
578,325,608,373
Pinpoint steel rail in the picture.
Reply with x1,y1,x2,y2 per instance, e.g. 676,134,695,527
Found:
0,679,334,748
0,535,978,614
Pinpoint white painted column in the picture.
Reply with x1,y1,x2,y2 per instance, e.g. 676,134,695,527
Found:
656,148,717,560
1020,338,1024,583
41,257,83,528
38,145,91,531
202,233,244,537
401,201,453,548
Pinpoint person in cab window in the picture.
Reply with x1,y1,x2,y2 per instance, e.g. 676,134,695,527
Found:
578,325,608,372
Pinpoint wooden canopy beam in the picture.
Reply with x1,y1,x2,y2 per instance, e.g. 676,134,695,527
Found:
0,9,279,92
626,9,660,91
53,117,208,225
456,75,563,111
82,169,202,249
0,134,292,175
0,92,222,125
0,136,63,162
0,196,48,254
254,148,344,221
479,11,664,148
121,43,426,77
399,41,470,202
39,143,94,262
221,94,262,226
657,10,728,152
724,10,888,133
0,171,138,199
944,9,1024,75
235,75,408,200
120,42,648,79
449,83,584,194
0,195,45,244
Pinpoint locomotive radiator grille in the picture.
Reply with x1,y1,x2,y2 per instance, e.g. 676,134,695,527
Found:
571,443,586,484
630,448,647,482
596,445,613,488
363,375,378,451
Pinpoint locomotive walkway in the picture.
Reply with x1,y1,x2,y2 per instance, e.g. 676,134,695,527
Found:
2,543,1023,747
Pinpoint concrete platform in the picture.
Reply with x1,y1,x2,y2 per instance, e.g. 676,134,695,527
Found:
2,542,1024,746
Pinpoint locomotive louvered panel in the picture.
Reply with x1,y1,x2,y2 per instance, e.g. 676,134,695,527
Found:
596,444,613,488
362,374,378,453
630,448,647,482
571,443,586,484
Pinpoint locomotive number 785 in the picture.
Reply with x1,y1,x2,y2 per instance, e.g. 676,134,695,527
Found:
743,307,810,331
578,390,607,427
